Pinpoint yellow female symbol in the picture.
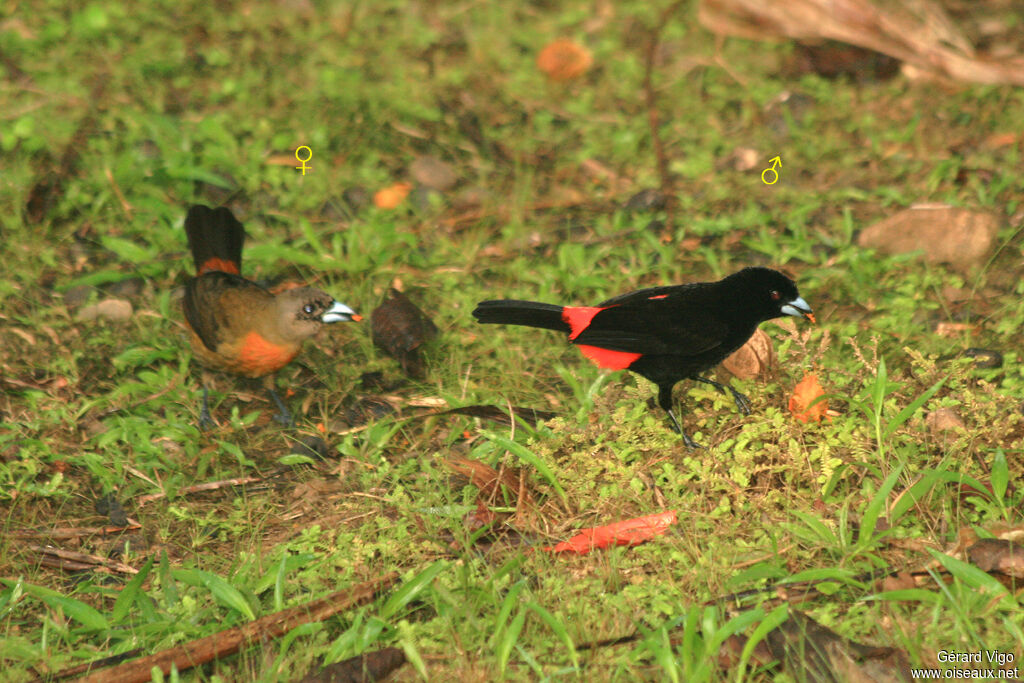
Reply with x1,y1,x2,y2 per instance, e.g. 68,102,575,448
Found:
295,146,313,175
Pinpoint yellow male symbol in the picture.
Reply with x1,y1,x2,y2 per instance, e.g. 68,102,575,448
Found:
295,146,313,175
761,156,781,185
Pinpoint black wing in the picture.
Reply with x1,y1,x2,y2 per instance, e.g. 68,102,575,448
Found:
573,283,728,356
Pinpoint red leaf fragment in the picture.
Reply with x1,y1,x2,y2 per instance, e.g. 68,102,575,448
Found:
544,510,677,555
788,372,829,423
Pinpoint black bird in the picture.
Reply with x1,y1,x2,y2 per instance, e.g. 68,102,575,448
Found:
472,267,815,447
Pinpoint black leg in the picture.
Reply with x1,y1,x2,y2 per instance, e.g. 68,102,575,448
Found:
268,388,294,427
658,384,701,449
694,377,751,416
198,385,215,430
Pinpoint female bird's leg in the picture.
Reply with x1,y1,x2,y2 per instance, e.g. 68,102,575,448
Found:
267,387,294,427
261,376,294,427
693,377,752,416
199,385,215,430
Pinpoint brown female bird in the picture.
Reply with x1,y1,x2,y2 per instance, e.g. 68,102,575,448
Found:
183,204,359,427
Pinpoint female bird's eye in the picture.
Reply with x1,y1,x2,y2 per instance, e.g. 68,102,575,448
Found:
770,290,781,301
303,304,315,315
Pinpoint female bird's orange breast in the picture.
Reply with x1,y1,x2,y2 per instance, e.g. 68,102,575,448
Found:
234,331,300,377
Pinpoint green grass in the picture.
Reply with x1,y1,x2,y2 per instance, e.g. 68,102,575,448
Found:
2,0,1023,680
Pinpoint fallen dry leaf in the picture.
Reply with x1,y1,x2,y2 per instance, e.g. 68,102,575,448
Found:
371,288,438,378
967,538,1024,579
721,609,913,683
537,38,593,82
373,182,412,209
788,372,829,423
858,206,1001,270
698,0,1024,87
300,647,406,682
722,328,776,380
934,321,978,337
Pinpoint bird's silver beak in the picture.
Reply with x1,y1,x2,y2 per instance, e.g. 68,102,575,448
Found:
322,300,362,323
781,297,816,323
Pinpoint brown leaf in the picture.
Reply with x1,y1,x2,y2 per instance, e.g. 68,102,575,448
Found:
722,328,776,380
371,288,438,378
447,458,523,501
698,0,1024,87
300,647,406,682
722,610,912,683
857,206,1001,270
966,538,1024,578
878,571,918,593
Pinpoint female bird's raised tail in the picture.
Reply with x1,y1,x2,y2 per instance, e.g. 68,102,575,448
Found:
472,300,570,333
185,205,245,276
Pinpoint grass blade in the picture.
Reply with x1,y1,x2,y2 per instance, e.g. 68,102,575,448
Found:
379,561,446,620
486,433,567,504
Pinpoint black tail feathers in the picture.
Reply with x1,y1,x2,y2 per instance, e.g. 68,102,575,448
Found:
185,205,245,275
472,300,569,333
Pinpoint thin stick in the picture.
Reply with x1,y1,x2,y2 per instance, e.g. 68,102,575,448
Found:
68,572,400,683
29,545,138,575
136,476,264,506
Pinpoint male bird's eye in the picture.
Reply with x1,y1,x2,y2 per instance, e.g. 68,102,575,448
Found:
770,290,781,301
303,304,315,315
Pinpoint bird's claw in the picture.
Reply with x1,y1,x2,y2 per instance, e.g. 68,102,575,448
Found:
681,432,702,450
731,391,752,416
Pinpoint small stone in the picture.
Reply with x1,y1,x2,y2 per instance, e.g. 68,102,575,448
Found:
409,156,457,191
926,407,965,434
77,298,133,322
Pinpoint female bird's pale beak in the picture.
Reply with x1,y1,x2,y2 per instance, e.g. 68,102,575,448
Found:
322,301,362,323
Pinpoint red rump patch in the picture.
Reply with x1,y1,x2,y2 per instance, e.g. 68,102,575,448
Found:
648,294,668,300
577,344,641,370
562,306,605,340
199,257,241,276
562,306,641,369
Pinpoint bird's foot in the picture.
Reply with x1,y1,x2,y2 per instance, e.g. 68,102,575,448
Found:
730,389,752,416
665,408,702,449
198,387,215,431
694,377,751,416
268,389,295,428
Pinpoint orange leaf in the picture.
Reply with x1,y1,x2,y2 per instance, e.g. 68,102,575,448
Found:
374,182,412,209
544,510,677,555
537,38,593,82
788,372,829,423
